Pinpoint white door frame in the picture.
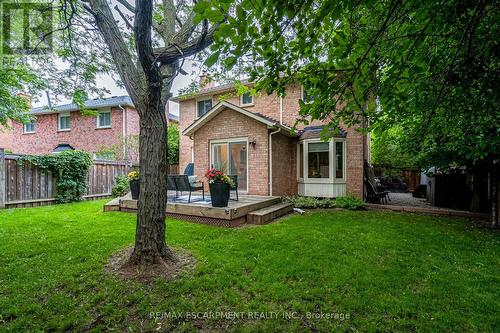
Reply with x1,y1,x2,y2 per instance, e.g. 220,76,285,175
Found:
209,137,249,192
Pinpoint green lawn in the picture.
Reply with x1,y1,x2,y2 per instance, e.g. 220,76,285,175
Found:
0,201,498,332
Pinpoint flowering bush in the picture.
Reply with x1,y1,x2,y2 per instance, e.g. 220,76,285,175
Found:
205,168,233,185
127,170,140,181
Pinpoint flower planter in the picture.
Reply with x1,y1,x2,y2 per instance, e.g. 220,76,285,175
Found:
209,182,230,207
129,179,140,200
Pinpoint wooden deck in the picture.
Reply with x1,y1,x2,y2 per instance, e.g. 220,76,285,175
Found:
105,193,292,227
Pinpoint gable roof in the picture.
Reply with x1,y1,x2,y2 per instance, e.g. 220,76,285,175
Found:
31,96,135,114
182,101,296,137
170,79,252,102
30,95,179,122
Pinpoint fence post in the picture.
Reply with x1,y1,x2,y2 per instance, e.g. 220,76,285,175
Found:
0,148,5,209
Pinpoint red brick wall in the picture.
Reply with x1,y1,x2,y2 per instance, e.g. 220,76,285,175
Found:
346,127,365,198
193,108,270,195
272,133,298,196
10,107,137,156
0,120,13,151
178,82,367,198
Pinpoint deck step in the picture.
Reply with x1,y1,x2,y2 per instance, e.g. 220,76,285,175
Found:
247,202,294,225
103,197,121,212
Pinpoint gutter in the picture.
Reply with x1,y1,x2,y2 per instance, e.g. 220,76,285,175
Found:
268,127,281,196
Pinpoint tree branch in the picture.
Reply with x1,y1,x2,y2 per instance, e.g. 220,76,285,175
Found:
88,0,143,101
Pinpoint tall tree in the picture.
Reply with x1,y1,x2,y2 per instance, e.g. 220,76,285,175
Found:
2,0,227,269
81,0,226,267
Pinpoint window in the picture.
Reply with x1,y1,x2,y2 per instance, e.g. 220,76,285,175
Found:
97,111,111,128
240,92,253,106
58,113,71,131
197,98,212,117
335,141,345,179
23,120,35,133
301,86,315,103
308,142,329,178
298,143,304,179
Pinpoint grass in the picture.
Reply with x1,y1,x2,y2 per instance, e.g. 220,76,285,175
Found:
0,200,499,332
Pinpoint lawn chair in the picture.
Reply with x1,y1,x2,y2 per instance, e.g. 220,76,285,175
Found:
364,161,390,203
183,163,194,176
365,179,389,204
167,175,178,198
227,175,239,201
170,175,204,203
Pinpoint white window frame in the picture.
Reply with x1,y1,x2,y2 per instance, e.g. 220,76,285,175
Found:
297,138,347,184
240,92,254,107
57,112,71,131
301,85,314,104
96,110,111,129
333,139,346,183
196,97,213,118
23,120,36,134
209,137,249,192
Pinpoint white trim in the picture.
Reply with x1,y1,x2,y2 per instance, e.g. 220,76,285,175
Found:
209,137,249,192
57,112,71,131
301,85,314,104
333,139,347,183
239,92,254,107
297,142,304,181
96,110,111,129
23,121,36,134
195,96,214,119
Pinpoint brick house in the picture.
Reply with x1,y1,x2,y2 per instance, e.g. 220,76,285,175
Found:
171,80,369,199
3,96,178,162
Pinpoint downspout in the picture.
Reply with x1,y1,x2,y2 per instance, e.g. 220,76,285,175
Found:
279,96,283,125
268,127,281,196
118,104,127,163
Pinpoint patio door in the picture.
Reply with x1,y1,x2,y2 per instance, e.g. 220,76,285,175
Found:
211,139,248,191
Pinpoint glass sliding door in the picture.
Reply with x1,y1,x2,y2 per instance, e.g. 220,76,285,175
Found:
211,140,248,191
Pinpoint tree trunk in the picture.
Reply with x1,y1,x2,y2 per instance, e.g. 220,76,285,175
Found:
128,94,175,266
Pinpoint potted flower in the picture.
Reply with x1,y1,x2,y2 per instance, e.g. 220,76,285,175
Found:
127,171,140,200
205,168,233,207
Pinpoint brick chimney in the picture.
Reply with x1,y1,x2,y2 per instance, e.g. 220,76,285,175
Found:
199,70,215,89
17,92,32,108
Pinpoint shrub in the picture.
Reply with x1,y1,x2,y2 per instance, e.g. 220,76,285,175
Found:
333,195,365,210
22,150,93,203
112,175,129,197
284,195,365,210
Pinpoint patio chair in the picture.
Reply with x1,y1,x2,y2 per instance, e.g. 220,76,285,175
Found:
167,175,178,197
170,175,204,203
183,163,194,176
227,175,239,201
364,161,390,202
365,180,389,204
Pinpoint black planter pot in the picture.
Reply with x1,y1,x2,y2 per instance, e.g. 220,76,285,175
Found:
209,182,230,207
129,179,140,200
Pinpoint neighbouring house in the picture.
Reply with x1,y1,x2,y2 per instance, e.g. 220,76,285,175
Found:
0,120,14,152
4,95,178,162
171,77,369,199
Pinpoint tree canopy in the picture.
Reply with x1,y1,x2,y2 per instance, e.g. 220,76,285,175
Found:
204,0,499,168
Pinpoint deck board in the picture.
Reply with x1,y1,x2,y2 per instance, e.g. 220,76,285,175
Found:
117,193,282,221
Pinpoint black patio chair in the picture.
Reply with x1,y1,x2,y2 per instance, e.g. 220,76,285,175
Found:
167,175,178,198
227,175,239,201
364,161,390,202
183,163,194,176
170,175,204,203
365,179,389,204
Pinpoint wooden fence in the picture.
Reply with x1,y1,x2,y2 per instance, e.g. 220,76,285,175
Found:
0,149,134,209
